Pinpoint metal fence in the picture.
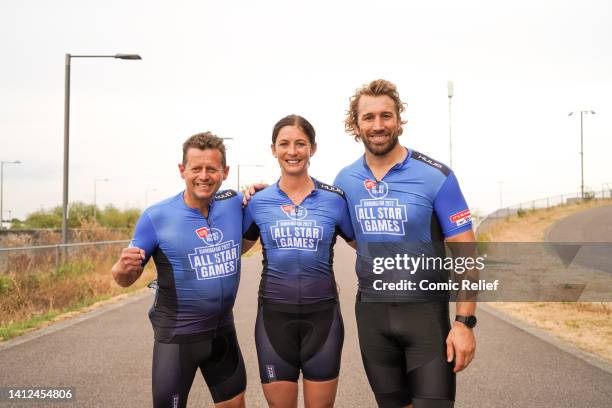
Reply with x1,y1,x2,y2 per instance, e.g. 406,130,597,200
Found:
476,189,612,235
0,240,129,275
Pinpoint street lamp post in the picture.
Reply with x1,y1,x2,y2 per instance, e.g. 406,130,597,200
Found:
93,178,109,222
1,160,21,230
447,81,454,168
237,164,264,191
62,53,141,244
568,110,596,199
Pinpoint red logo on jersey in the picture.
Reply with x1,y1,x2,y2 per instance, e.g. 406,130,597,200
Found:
364,179,377,190
281,204,295,214
449,209,471,225
195,227,209,238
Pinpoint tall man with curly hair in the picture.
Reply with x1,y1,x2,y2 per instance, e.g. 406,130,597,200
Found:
334,79,477,408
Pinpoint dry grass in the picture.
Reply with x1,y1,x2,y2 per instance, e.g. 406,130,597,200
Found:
483,199,612,362
0,226,153,341
480,199,612,242
0,229,261,341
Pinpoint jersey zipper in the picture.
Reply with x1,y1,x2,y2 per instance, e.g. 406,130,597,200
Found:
202,199,222,333
363,148,409,182
276,183,317,305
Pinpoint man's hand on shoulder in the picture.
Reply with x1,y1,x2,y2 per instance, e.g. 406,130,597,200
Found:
242,183,268,207
446,321,476,373
111,246,145,287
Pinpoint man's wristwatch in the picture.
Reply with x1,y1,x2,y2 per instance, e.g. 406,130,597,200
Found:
455,315,477,328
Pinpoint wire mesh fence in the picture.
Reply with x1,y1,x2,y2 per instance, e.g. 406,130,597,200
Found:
0,240,129,275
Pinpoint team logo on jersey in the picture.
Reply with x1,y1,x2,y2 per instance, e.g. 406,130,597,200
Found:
280,204,308,220
189,226,239,280
271,205,323,251
364,179,389,199
356,180,407,235
449,209,472,226
195,227,224,246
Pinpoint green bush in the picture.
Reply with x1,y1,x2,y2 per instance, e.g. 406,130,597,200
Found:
0,276,13,295
14,202,141,230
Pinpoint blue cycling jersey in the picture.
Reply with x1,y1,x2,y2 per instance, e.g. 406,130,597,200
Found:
131,190,243,343
334,148,473,300
243,179,354,304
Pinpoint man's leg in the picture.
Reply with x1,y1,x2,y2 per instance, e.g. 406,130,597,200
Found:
152,340,201,408
201,328,247,407
355,301,412,408
402,303,455,408
214,391,246,408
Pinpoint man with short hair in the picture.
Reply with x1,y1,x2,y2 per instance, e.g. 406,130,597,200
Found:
334,79,477,408
112,132,254,408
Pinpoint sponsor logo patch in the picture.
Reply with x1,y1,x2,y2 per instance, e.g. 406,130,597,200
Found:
266,364,277,381
318,182,344,196
364,179,389,199
214,190,237,200
196,226,209,239
195,227,224,246
280,204,308,220
449,209,472,226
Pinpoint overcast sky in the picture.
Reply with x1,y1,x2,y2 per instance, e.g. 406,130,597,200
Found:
1,0,611,222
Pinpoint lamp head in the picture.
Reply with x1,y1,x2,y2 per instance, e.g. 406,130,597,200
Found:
114,54,142,60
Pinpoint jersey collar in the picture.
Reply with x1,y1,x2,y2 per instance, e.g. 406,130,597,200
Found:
274,177,320,201
360,147,411,178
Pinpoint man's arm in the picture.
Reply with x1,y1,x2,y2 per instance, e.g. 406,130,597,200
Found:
242,183,268,207
445,229,477,373
242,239,258,254
111,247,146,287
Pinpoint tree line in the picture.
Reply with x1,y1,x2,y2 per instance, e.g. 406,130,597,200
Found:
10,202,141,230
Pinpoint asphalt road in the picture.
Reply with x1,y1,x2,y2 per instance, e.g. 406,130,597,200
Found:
1,241,611,407
546,204,612,273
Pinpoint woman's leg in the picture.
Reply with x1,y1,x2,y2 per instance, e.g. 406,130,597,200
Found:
303,378,339,408
262,381,298,408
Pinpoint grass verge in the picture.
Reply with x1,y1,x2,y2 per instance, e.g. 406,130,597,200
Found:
481,199,612,362
0,234,262,342
0,238,156,341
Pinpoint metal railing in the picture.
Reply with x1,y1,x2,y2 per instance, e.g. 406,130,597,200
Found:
476,188,612,235
0,240,129,274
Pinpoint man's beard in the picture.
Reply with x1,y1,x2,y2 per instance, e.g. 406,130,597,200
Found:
361,131,400,157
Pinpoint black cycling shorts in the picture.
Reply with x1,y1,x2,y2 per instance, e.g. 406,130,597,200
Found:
356,299,455,408
255,300,344,383
152,326,246,407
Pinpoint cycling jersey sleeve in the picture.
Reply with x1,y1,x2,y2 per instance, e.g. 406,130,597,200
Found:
242,202,260,241
130,212,158,266
337,197,355,242
433,171,473,238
